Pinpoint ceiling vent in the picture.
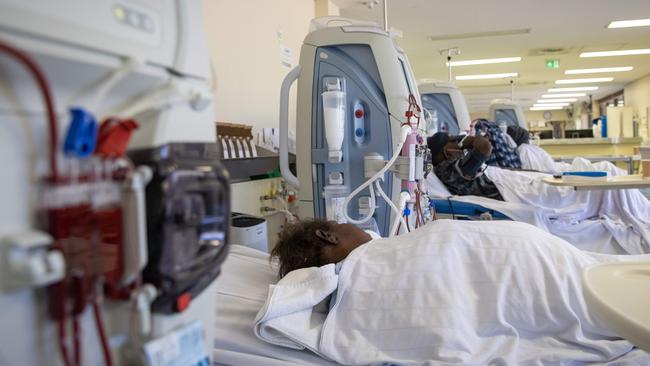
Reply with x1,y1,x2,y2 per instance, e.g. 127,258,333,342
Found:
529,47,572,56
429,28,530,42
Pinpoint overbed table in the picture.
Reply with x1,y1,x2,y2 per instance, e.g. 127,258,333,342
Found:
583,263,650,353
542,175,650,191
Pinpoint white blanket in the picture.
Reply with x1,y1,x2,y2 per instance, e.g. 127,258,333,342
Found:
255,221,650,365
484,166,650,254
518,143,626,176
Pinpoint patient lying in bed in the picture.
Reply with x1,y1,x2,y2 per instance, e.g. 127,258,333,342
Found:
258,219,650,365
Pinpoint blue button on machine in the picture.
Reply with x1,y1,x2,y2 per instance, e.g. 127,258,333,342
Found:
63,107,98,158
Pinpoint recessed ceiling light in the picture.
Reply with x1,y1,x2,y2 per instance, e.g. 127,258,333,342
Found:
537,98,577,103
580,49,650,57
530,106,563,111
565,66,633,74
548,86,599,92
555,77,613,84
447,57,522,67
534,102,570,107
541,93,586,98
456,72,518,80
607,19,650,28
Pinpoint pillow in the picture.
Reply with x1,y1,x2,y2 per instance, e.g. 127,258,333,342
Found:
424,172,452,197
215,245,278,301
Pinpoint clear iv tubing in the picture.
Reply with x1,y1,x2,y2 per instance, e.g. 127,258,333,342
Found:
375,181,409,237
342,183,376,225
342,125,411,225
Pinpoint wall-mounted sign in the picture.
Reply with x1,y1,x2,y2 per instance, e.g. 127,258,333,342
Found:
545,59,560,69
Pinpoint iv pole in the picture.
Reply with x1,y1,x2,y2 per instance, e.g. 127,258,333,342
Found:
439,47,460,82
383,0,388,32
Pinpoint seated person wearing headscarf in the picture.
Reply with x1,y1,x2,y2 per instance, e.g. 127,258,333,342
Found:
473,119,523,169
427,132,503,200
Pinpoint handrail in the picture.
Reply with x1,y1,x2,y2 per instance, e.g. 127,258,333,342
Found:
279,65,301,189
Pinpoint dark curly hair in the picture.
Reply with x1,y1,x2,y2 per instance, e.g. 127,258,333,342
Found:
270,219,332,278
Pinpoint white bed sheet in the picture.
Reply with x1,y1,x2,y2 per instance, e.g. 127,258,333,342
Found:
213,245,338,366
424,165,650,255
254,221,650,365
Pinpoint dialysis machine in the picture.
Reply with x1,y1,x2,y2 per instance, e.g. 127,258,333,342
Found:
0,1,229,365
280,17,430,237
418,80,471,136
489,99,528,130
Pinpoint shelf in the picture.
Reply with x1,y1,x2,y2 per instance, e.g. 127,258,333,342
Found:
220,146,295,183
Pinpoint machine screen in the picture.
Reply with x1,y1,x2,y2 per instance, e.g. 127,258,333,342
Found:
421,93,460,135
494,109,519,127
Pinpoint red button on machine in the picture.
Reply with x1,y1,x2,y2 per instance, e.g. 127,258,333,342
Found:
176,292,192,312
355,109,364,118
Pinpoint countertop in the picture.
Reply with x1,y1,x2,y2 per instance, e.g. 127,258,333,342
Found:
538,137,642,146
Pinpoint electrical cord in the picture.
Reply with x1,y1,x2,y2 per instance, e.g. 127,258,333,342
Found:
446,196,457,220
0,40,59,182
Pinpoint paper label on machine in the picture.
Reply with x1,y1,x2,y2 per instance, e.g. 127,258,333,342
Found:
143,321,209,366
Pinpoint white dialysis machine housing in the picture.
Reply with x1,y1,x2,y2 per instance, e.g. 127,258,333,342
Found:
418,80,472,136
280,18,432,237
489,99,528,130
0,1,230,365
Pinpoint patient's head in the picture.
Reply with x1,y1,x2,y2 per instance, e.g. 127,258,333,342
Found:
271,219,372,278
507,125,530,146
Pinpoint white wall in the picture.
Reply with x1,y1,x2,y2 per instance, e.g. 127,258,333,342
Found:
202,1,342,248
624,73,650,140
202,0,316,134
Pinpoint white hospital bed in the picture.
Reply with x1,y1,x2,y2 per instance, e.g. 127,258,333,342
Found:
213,245,337,365
425,169,650,255
217,241,650,365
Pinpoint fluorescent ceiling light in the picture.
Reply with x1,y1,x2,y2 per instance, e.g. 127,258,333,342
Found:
447,57,522,67
580,49,650,57
530,106,563,111
608,19,650,28
456,72,518,80
555,77,613,84
548,86,599,92
537,98,576,103
534,103,569,107
565,66,633,74
541,93,586,98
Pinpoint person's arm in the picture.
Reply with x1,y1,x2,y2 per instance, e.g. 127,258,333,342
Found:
456,136,492,178
458,135,491,156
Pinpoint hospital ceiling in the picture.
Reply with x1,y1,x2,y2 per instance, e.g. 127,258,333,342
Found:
333,0,650,114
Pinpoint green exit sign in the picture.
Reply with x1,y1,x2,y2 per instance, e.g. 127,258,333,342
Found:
546,59,560,69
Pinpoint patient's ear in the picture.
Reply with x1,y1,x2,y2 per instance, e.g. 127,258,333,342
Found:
315,229,339,245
